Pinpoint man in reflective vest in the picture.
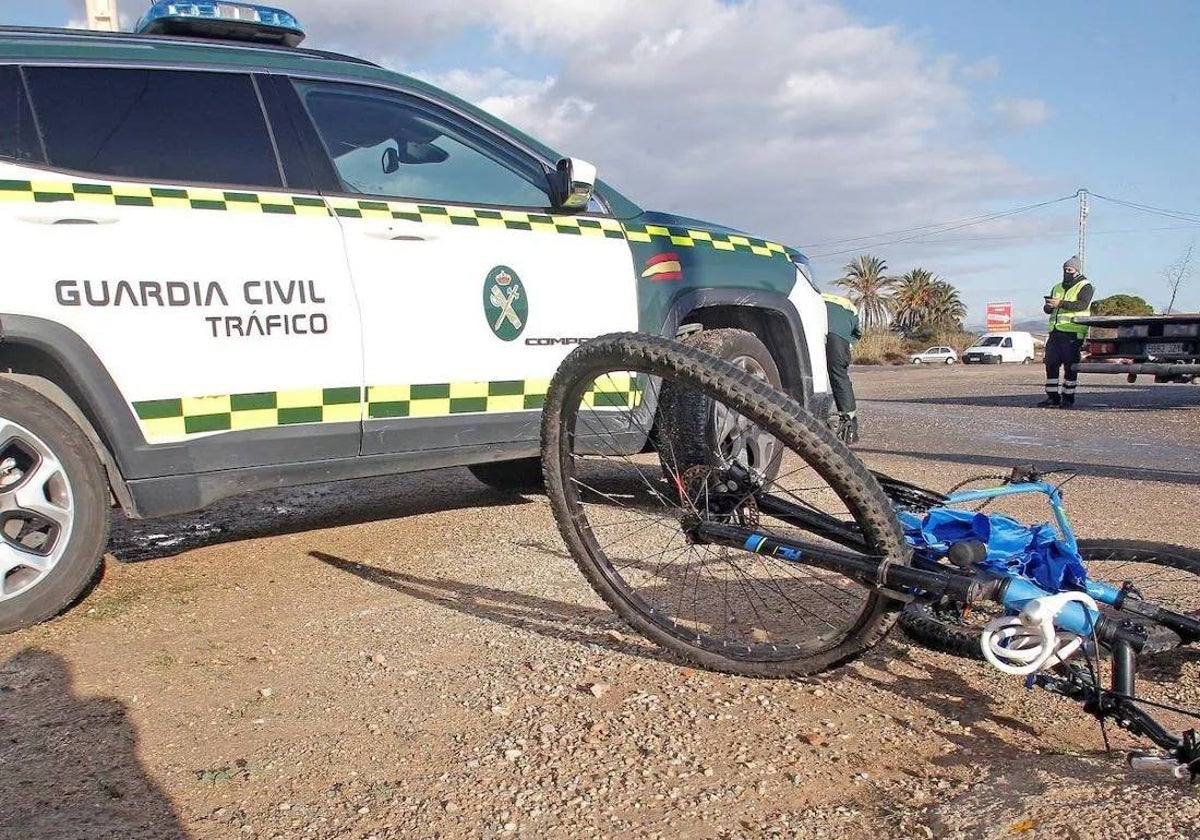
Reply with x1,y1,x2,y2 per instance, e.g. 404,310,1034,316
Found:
1038,255,1093,408
823,292,863,443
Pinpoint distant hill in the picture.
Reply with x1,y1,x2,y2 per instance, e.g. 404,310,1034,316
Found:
964,317,1047,334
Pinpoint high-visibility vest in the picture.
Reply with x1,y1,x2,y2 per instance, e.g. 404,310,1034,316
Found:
822,293,856,313
1048,281,1092,337
822,293,862,344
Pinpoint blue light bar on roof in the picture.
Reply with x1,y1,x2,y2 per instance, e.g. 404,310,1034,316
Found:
135,2,306,47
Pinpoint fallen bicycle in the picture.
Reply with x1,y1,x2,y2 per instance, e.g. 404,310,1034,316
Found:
541,333,1200,780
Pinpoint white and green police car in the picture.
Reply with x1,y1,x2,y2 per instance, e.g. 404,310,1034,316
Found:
0,2,832,631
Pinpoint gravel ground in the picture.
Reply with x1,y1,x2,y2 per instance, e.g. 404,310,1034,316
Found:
2,365,1199,839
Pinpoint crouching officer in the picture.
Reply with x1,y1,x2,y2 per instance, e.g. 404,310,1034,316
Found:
822,292,863,443
1039,255,1094,409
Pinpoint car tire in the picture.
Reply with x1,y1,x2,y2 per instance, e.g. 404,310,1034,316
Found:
912,358,922,365
468,457,545,492
1022,357,1033,365
0,378,110,634
656,328,785,480
944,357,954,365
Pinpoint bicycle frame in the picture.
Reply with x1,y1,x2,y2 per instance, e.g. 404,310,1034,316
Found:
913,480,1200,643
688,485,1199,772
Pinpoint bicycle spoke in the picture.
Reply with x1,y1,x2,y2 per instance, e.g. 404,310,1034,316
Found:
542,334,899,675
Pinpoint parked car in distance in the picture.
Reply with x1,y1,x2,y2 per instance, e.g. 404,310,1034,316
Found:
909,346,958,365
962,331,1036,365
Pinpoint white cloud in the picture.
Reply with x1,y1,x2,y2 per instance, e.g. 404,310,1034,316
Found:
286,0,1051,281
963,56,1002,81
992,97,1051,129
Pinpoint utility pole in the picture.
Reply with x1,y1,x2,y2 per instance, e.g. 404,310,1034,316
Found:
1076,188,1089,272
85,0,119,31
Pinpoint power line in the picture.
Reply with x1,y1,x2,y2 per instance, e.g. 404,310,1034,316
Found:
798,194,1076,251
806,194,1076,259
1090,193,1200,224
883,223,1199,246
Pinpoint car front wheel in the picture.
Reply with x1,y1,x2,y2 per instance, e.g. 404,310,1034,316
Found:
0,379,110,634
911,358,922,364
656,328,785,481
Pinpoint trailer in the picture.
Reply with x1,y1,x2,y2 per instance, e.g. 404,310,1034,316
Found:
1075,313,1200,383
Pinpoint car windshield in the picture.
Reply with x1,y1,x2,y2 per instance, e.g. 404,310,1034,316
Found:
976,337,1004,347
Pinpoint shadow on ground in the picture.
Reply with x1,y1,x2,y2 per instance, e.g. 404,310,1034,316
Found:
311,550,672,666
0,649,186,840
109,468,532,563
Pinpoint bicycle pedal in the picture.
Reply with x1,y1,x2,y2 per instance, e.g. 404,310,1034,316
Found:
1126,752,1191,781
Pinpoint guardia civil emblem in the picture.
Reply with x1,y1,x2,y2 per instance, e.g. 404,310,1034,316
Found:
483,266,528,341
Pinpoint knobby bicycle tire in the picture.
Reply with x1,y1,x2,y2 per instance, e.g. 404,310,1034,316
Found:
541,332,909,678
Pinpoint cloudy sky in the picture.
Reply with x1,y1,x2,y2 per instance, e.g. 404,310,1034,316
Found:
3,0,1199,322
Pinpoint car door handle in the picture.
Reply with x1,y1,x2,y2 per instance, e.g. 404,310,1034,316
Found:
17,211,120,226
363,224,435,242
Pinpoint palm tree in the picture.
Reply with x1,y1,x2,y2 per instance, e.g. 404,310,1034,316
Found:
927,280,967,330
891,268,939,335
835,255,896,329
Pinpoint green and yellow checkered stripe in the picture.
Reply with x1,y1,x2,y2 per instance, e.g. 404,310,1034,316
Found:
367,380,550,418
622,222,788,259
0,178,332,216
0,172,632,237
132,376,645,440
326,197,627,239
134,388,362,439
366,374,642,419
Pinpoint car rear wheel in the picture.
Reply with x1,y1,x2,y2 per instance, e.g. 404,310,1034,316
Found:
0,379,110,634
912,358,922,365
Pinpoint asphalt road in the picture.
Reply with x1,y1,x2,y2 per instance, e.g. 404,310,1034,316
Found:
855,363,1200,485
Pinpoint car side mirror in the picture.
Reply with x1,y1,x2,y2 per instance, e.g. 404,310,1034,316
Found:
381,146,400,175
553,157,597,210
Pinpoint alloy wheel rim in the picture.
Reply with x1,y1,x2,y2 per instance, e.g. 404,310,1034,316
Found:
0,420,74,601
711,354,777,471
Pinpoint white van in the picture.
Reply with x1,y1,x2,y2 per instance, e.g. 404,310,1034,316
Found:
962,331,1036,365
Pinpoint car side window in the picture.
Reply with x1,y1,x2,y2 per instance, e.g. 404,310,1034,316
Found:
1002,338,1013,348
293,79,551,209
23,67,283,188
0,66,43,164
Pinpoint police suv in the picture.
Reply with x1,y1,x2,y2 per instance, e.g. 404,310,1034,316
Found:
0,2,832,631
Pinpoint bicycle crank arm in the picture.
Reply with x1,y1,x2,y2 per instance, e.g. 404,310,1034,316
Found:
693,522,1000,604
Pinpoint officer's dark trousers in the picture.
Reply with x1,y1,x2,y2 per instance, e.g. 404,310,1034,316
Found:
826,334,856,414
1044,330,1083,401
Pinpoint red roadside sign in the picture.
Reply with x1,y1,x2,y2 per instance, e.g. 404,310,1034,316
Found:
986,301,1013,332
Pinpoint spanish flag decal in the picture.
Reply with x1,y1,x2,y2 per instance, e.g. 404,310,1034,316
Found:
641,252,683,282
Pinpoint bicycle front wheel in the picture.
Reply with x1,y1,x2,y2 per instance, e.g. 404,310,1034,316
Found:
541,333,908,678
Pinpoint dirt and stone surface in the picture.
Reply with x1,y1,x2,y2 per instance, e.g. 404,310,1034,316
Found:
2,365,1199,839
